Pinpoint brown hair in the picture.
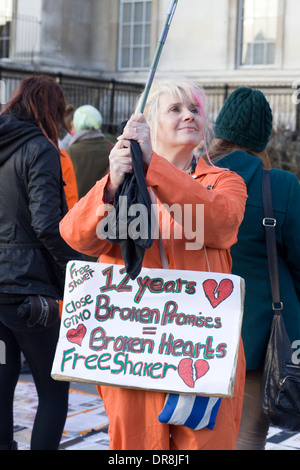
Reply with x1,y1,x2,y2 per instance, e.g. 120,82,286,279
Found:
2,75,66,147
63,104,75,132
208,138,272,170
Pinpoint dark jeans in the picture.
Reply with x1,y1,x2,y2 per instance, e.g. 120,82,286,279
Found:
0,302,69,450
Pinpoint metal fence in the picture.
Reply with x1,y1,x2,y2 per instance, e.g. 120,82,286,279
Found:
204,84,298,132
0,66,297,134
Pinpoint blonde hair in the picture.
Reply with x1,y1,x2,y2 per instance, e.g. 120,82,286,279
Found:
135,79,213,158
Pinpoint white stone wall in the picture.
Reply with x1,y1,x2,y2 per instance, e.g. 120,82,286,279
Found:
5,0,300,86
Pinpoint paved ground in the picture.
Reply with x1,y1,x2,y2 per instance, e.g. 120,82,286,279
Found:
15,378,109,450
14,374,300,450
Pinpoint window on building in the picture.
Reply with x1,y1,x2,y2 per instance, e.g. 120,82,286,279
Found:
237,0,279,67
0,0,13,58
119,0,152,70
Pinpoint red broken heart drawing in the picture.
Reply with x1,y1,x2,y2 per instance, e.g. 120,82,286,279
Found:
178,358,209,388
203,279,234,308
67,324,87,346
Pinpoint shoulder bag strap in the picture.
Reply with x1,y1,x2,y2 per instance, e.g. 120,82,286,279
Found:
262,169,283,314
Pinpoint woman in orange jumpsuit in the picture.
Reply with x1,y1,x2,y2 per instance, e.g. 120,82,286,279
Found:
59,79,247,450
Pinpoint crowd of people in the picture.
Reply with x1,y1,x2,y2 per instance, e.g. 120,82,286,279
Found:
0,74,299,451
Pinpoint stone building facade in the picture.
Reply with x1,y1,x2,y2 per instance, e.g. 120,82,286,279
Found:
1,0,299,87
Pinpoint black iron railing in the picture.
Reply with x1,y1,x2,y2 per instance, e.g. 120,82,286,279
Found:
0,66,297,134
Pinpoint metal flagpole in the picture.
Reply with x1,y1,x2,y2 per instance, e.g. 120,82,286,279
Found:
104,1,179,279
138,0,179,113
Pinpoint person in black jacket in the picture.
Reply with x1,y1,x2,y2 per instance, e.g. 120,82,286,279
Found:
0,75,82,450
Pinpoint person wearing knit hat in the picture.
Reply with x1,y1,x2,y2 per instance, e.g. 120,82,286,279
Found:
66,105,113,201
73,104,103,132
209,89,300,450
214,87,273,153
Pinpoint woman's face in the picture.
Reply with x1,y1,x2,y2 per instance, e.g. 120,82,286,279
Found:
154,91,203,158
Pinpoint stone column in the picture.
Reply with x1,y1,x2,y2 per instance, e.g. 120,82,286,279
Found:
37,0,66,65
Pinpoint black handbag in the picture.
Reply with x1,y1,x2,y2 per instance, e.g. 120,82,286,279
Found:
260,169,300,431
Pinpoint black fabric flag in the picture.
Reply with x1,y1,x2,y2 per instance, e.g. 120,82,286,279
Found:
101,125,154,280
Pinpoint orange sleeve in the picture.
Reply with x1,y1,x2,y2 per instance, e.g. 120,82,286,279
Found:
60,149,79,210
146,153,247,249
59,174,113,257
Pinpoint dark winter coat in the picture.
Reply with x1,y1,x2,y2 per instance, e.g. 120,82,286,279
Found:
217,150,300,370
66,130,110,199
0,113,82,301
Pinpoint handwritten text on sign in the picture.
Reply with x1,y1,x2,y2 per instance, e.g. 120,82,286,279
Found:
52,261,244,397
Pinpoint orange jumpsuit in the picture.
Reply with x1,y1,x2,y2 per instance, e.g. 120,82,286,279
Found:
60,149,79,211
59,152,247,450
59,149,79,315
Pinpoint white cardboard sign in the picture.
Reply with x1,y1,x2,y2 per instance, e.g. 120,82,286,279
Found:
52,261,244,398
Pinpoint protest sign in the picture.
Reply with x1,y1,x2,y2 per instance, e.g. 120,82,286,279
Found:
52,261,244,398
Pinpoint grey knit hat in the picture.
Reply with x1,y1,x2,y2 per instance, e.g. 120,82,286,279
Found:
214,87,273,152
